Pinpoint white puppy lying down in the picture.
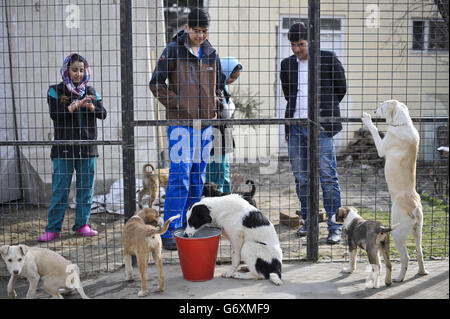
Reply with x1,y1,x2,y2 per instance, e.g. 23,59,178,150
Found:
362,99,429,282
185,194,283,285
0,245,89,299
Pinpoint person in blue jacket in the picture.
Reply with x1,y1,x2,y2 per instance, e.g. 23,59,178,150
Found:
149,8,225,250
280,22,347,244
38,53,107,242
206,57,243,193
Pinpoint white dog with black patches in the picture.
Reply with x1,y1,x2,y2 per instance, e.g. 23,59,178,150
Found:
362,99,429,282
184,194,283,285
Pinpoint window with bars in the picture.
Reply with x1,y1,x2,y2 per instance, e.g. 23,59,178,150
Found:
412,19,449,51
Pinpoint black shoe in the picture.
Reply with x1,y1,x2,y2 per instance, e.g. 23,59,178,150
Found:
296,225,307,237
162,237,177,250
327,231,341,245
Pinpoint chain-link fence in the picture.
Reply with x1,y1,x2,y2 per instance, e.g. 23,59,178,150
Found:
1,0,448,276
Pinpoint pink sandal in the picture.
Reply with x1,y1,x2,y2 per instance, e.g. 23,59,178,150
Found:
37,231,60,242
76,225,98,237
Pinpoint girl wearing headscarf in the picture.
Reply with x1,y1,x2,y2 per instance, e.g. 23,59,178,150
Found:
206,57,243,193
37,53,107,242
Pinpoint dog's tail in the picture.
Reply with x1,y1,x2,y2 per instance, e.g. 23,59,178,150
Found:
143,163,155,174
65,264,90,299
376,223,400,234
242,180,256,197
144,214,181,237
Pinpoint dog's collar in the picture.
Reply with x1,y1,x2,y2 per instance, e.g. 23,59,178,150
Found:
389,122,410,127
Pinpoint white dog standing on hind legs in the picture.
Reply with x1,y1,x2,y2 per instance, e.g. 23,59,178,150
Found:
361,99,429,282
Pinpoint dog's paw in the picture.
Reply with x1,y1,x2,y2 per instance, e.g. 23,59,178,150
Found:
365,280,374,289
361,112,373,127
393,275,405,283
138,290,148,297
126,274,134,281
270,273,283,286
341,267,353,274
152,287,164,293
8,289,17,299
221,270,235,278
418,269,429,276
373,280,380,289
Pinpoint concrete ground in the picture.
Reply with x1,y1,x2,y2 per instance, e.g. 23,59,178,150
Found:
1,259,448,300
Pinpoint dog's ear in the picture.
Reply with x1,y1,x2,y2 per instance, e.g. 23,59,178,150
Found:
189,204,212,228
385,101,396,123
0,245,9,256
392,100,411,125
398,101,408,110
18,245,29,257
195,205,212,224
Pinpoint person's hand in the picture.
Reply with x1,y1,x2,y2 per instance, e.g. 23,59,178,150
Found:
68,96,95,112
79,96,96,112
285,125,290,141
85,102,95,112
79,95,95,107
68,100,80,113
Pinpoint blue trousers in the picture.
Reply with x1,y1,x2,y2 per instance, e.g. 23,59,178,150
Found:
163,125,213,238
287,125,342,233
206,154,231,193
46,157,96,232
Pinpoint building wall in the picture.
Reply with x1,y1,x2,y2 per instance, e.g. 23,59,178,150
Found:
208,0,449,161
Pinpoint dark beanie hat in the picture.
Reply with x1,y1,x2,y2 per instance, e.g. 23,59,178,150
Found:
288,22,308,42
187,7,210,28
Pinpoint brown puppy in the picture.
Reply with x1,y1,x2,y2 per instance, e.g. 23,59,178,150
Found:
138,163,170,209
122,208,179,297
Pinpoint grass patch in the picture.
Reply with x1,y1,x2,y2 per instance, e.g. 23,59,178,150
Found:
359,194,449,259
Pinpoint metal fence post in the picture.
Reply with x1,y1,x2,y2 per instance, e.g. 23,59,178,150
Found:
307,0,320,261
120,0,136,221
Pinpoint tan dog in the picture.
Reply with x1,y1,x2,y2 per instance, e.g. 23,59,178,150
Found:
122,208,180,297
362,100,429,282
0,245,89,299
138,163,170,209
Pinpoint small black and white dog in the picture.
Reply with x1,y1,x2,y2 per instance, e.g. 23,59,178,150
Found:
202,180,257,207
331,206,399,288
185,194,282,285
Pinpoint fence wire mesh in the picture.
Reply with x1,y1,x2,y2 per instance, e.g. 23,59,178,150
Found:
0,0,448,276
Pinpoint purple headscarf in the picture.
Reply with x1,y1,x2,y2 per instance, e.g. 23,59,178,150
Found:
60,53,91,96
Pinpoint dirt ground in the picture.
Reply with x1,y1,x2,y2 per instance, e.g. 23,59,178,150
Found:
0,159,447,278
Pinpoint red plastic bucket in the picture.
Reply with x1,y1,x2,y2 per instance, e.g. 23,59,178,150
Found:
173,227,222,282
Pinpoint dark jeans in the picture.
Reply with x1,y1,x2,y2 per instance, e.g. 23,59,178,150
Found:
287,125,342,233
